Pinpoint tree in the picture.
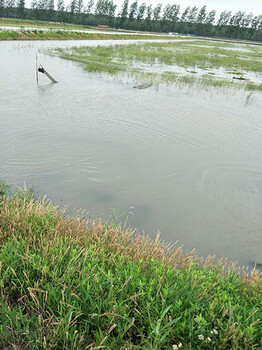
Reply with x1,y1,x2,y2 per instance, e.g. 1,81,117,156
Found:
251,15,262,30
257,15,262,31
45,0,54,20
129,0,138,20
57,0,65,21
205,10,216,25
136,2,146,20
1,0,260,41
240,12,253,28
68,0,76,14
230,11,245,27
47,0,54,11
30,0,45,19
76,0,83,14
146,4,152,21
95,0,115,18
162,4,180,23
30,0,37,10
108,0,116,18
17,0,25,17
95,0,107,16
5,0,15,7
180,6,190,22
120,0,129,21
0,0,5,17
37,0,48,11
217,10,232,26
187,6,198,23
196,6,207,23
86,0,94,14
153,3,162,21
57,0,65,12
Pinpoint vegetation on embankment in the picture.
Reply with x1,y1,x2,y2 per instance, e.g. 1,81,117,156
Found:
0,18,159,35
0,18,94,31
52,40,262,91
1,0,262,42
0,30,177,41
0,184,262,349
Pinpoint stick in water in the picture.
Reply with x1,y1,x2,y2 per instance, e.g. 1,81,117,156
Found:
36,52,39,83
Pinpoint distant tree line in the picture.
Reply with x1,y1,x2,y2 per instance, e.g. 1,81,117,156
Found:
0,0,262,41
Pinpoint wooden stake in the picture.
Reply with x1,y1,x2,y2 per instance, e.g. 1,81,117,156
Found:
36,52,39,83
38,65,58,84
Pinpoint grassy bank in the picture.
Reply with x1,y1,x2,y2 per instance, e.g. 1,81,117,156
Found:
0,18,165,37
52,40,262,91
0,30,178,41
0,18,164,35
0,187,262,349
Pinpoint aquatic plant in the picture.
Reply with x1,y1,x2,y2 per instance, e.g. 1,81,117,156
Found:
52,40,262,91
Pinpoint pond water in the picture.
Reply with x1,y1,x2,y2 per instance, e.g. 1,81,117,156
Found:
1,40,262,268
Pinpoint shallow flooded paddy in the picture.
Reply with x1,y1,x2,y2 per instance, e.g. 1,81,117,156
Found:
1,40,262,267
53,39,262,89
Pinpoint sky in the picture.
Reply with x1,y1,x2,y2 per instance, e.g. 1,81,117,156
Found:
25,0,262,16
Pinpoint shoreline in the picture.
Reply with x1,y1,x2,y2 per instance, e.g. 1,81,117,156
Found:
0,189,261,349
0,30,177,41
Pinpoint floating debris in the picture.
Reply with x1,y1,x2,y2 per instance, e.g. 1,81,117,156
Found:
232,76,246,81
133,82,152,89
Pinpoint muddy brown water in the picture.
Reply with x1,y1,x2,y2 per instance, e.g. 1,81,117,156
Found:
1,40,262,267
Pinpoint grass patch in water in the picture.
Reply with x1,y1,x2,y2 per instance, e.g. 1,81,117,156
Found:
84,61,122,74
0,185,262,349
245,82,262,91
227,71,244,75
52,41,262,91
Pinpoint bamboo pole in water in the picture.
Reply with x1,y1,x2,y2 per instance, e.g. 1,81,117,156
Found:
36,52,39,83
38,66,58,83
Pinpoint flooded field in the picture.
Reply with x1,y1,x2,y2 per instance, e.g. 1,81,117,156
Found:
1,39,262,267
52,39,262,89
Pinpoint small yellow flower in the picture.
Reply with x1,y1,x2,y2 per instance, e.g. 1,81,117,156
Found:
178,343,182,348
172,345,178,350
198,334,204,340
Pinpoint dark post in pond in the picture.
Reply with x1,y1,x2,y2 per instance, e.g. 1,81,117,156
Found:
38,65,58,84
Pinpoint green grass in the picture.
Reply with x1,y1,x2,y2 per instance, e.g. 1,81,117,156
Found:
74,41,262,72
51,41,262,91
0,185,262,349
0,29,181,41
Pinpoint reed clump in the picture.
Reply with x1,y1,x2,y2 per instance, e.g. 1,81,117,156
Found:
0,191,262,349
